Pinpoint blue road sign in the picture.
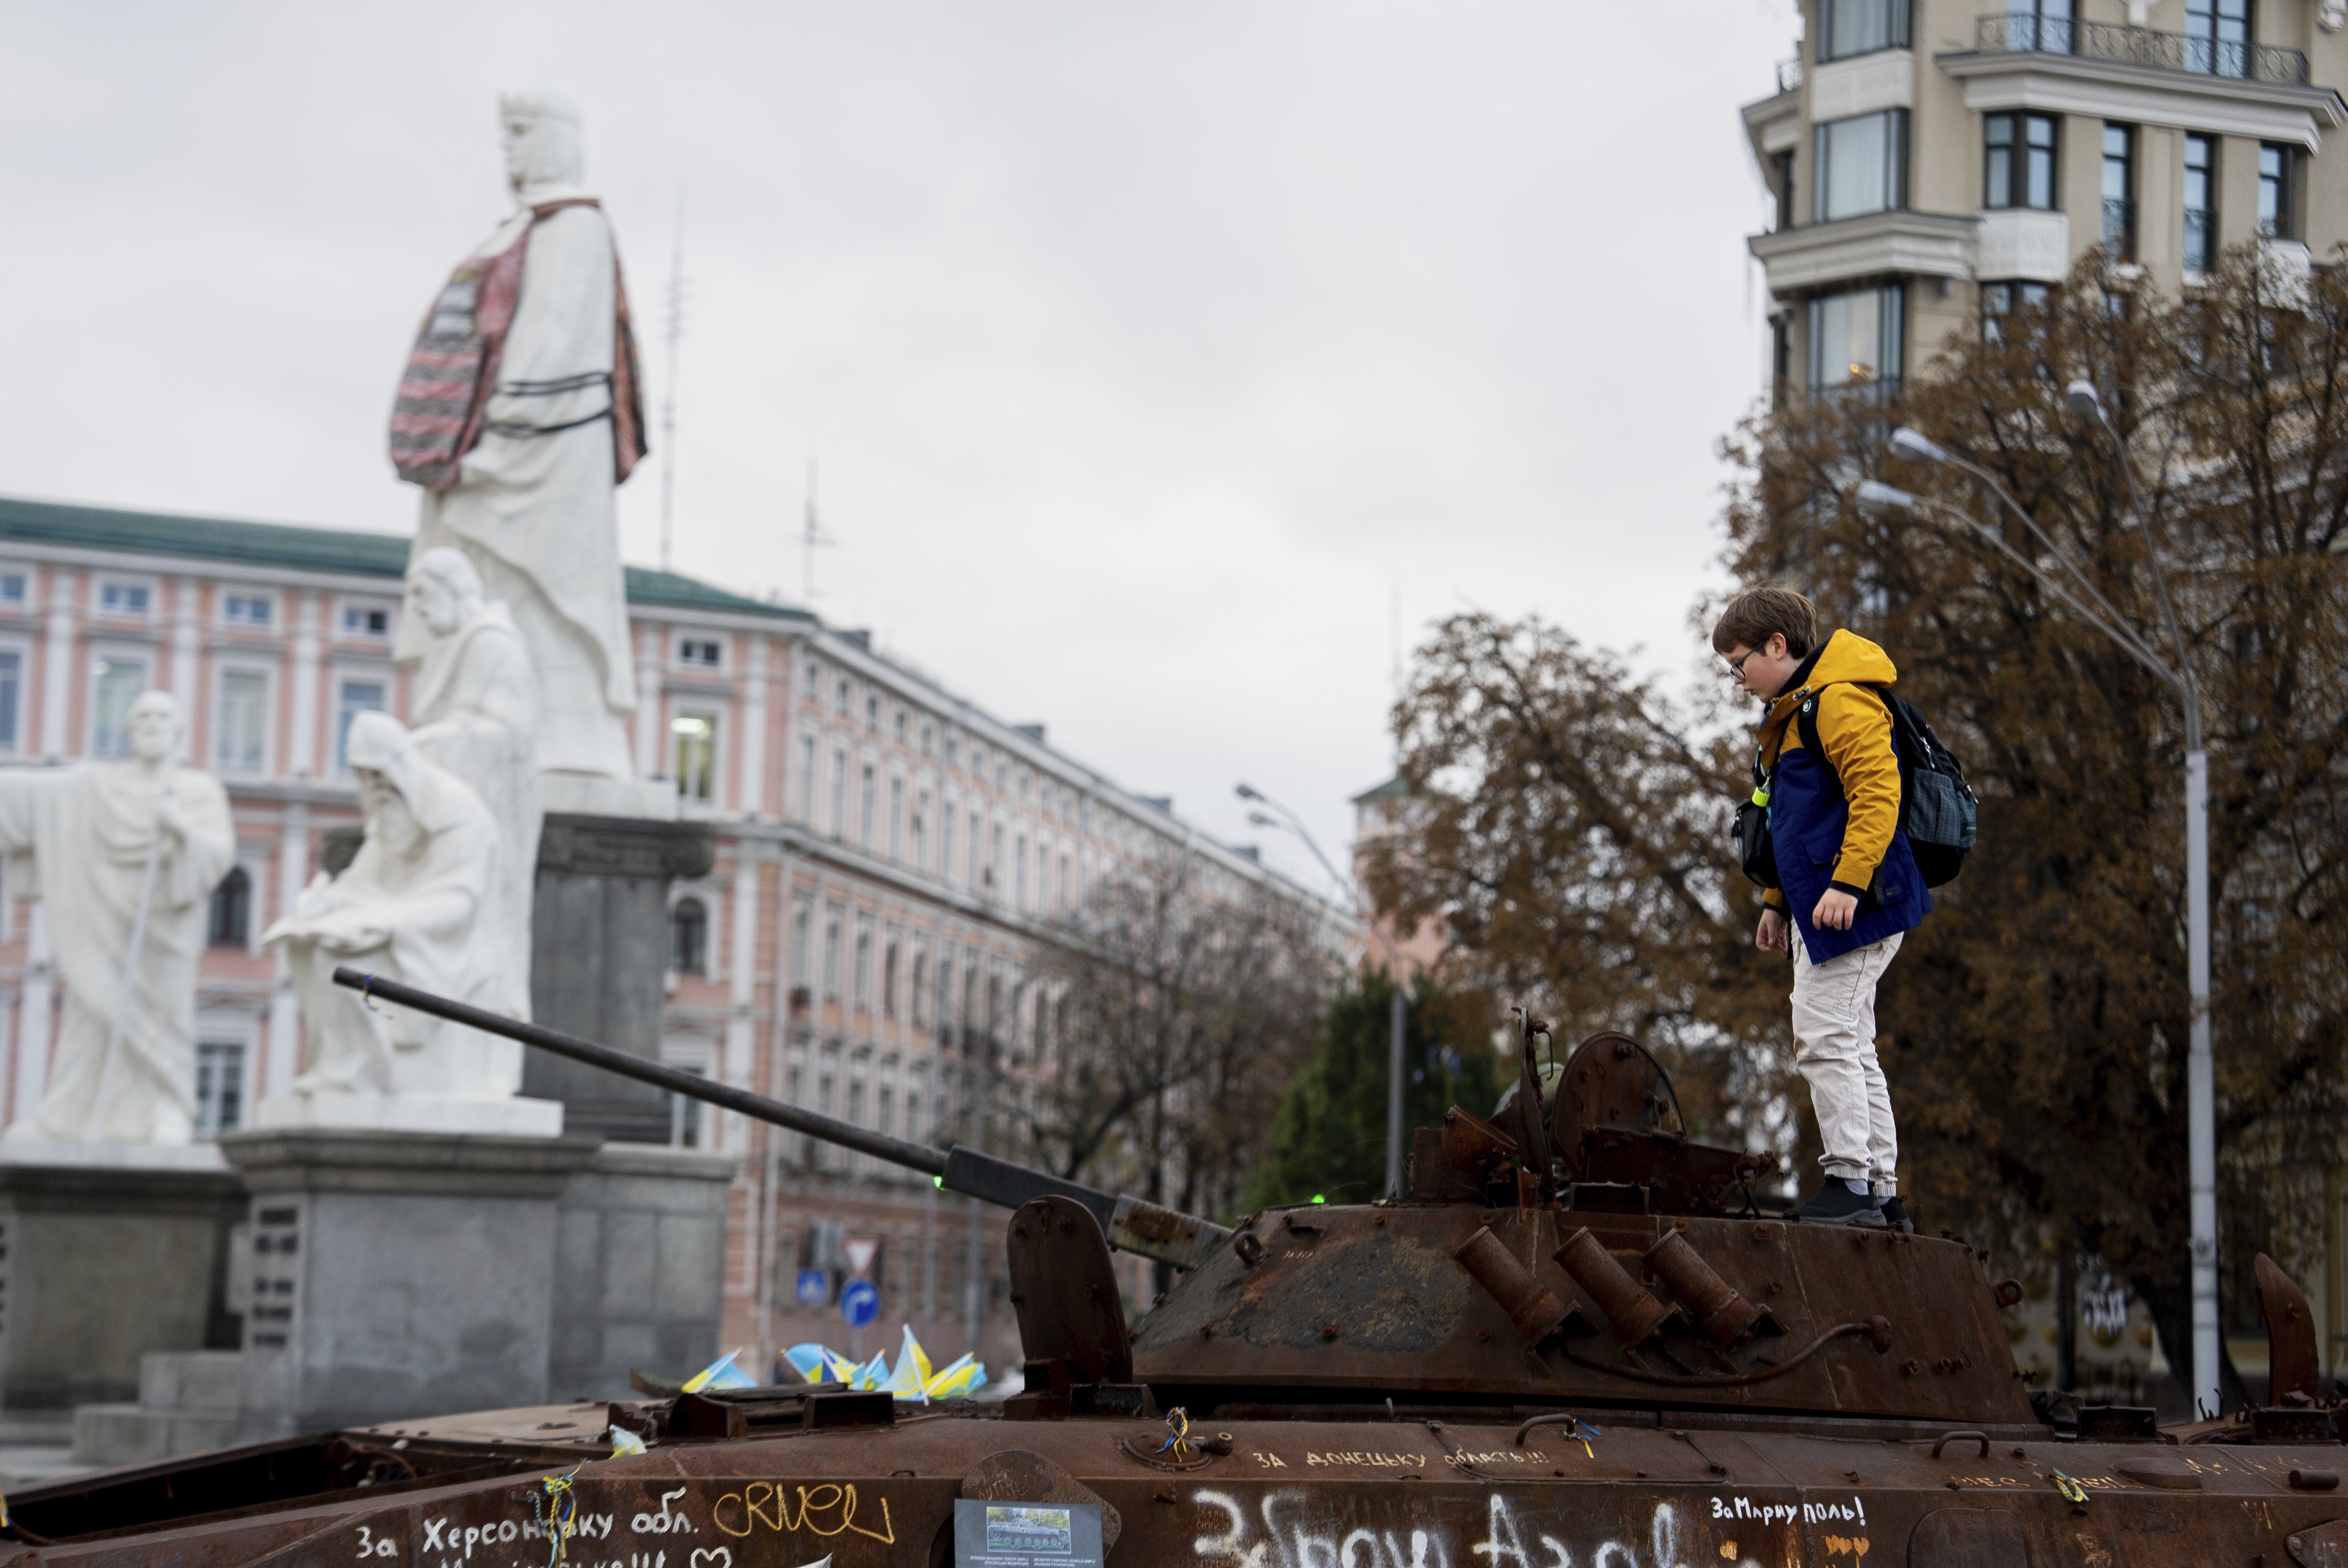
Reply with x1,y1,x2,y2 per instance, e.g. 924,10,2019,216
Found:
840,1278,881,1329
795,1267,831,1308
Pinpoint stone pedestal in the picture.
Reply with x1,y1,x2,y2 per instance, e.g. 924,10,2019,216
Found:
528,813,714,1143
204,1128,736,1441
220,1127,602,1437
0,1151,245,1409
254,1091,564,1137
549,1143,737,1400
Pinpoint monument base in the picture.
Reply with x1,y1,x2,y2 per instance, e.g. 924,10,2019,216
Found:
254,1093,564,1137
531,814,715,1142
540,772,676,821
205,1128,734,1440
0,1156,245,1409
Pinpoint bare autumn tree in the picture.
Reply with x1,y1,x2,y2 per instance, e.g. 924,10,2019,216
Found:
1012,852,1331,1262
1374,243,2347,1404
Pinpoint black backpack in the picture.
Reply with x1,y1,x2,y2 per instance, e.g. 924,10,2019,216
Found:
1733,684,1977,892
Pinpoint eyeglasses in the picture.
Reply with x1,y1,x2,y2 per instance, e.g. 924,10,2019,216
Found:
1725,647,1758,679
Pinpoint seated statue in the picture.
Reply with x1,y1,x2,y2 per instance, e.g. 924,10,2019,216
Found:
0,692,233,1144
264,712,519,1099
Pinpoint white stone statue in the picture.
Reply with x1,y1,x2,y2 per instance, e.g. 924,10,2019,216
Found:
389,89,652,812
0,692,234,1145
263,713,528,1107
404,546,540,1020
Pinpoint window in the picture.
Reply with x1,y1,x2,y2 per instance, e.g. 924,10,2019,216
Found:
221,591,272,628
893,709,907,741
920,723,934,756
2101,124,2135,258
1814,111,1908,223
941,800,957,885
0,649,20,753
97,581,151,618
912,947,929,1025
667,1062,708,1148
1820,0,1909,60
672,712,718,801
208,866,251,948
334,678,385,772
671,896,709,974
889,777,903,861
822,908,842,999
1808,283,1904,390
677,637,720,668
1772,149,1795,231
854,919,873,1010
2259,144,2297,239
342,603,390,637
913,790,929,871
829,748,846,837
2184,134,2217,274
865,694,879,730
1980,280,2051,342
945,731,960,767
834,677,850,715
792,902,811,984
2005,0,2072,53
969,809,983,886
0,572,24,608
1015,832,1028,908
859,763,876,848
216,668,267,773
91,656,148,759
194,1041,245,1137
2186,0,2250,78
1984,113,2057,210
883,935,900,1018
798,735,816,821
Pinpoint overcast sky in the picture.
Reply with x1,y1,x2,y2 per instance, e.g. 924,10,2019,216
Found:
0,0,1798,896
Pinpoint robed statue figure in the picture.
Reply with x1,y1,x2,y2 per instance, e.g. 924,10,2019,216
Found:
0,692,235,1144
389,89,647,797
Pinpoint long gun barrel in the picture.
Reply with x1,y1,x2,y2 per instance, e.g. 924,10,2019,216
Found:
329,966,1230,1270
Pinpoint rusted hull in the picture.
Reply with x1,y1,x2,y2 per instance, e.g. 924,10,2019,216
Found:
11,1412,2346,1566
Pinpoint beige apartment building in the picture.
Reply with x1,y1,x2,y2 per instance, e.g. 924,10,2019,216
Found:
1745,0,2348,394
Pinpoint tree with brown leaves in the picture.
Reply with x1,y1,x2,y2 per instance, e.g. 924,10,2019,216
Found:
1372,245,2348,1405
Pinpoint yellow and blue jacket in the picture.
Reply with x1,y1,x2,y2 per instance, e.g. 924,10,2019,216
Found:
1755,628,1932,960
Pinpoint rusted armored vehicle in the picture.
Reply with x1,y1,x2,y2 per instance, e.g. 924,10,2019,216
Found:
5,976,2343,1567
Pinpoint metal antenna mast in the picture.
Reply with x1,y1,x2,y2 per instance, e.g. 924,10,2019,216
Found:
658,192,687,573
801,456,837,605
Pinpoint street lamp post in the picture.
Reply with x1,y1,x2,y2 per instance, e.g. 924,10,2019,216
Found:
1862,395,2218,1416
1236,783,1411,1199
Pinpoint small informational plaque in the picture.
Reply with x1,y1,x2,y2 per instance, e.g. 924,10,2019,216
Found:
954,1498,1105,1568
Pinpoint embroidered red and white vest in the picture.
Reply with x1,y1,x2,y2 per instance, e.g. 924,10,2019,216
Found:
388,198,648,491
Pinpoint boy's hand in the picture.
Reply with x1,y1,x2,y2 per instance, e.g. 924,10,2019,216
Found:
1812,888,1860,931
1755,908,1788,952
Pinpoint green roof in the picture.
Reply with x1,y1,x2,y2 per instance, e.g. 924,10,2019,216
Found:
0,495,813,622
1351,774,1410,804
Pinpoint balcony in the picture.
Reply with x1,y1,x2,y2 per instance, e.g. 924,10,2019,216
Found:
1971,14,2307,85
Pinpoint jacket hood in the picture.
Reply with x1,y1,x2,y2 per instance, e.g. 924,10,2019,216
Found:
1760,628,1899,750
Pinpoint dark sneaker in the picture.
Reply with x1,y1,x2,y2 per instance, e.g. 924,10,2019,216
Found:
1794,1184,1888,1226
1880,1196,1915,1234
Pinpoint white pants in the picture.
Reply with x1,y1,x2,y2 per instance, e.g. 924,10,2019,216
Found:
1791,927,1902,1192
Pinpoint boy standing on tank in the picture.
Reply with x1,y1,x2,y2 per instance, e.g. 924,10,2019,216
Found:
1714,589,1929,1230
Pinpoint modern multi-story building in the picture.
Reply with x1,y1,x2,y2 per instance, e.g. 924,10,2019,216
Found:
0,493,1329,1384
1744,0,2348,395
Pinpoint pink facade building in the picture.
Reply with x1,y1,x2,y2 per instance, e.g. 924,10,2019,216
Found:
0,494,1313,1385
